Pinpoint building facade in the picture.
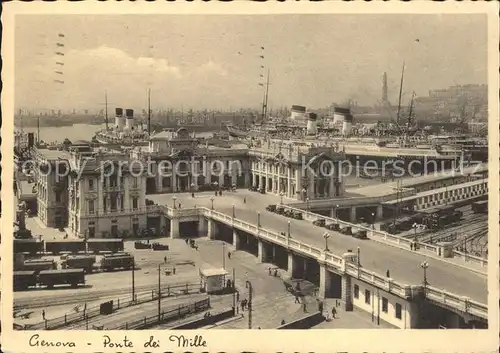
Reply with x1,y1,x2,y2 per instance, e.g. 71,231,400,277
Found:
32,129,348,237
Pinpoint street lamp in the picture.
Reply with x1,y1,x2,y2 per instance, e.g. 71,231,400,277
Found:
157,264,162,322
323,232,330,251
420,261,429,294
172,195,178,209
245,280,253,329
257,212,261,228
357,246,361,271
371,212,375,229
210,196,215,210
280,191,285,204
287,221,291,238
232,204,235,218
306,197,310,212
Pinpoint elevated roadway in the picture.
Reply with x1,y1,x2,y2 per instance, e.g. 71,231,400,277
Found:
149,191,487,304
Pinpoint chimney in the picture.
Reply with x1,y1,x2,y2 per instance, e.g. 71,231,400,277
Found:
290,105,306,121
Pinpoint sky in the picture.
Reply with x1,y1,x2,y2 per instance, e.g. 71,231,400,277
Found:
15,14,487,112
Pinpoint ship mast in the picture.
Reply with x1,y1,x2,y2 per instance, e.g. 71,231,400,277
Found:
104,90,109,130
37,116,40,144
147,88,151,135
396,61,405,126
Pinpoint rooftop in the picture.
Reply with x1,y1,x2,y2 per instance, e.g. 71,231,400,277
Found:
200,268,228,277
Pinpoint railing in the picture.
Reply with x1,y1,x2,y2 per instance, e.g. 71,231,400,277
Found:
452,250,488,267
111,298,210,330
164,205,488,320
425,286,487,319
23,282,201,330
288,192,414,209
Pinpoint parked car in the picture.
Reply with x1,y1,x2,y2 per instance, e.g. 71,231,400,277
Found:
312,219,326,227
325,223,340,231
340,226,352,235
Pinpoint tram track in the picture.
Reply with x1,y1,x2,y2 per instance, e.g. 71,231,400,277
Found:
14,278,199,309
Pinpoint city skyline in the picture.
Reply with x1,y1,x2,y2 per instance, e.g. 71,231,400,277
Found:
15,14,487,111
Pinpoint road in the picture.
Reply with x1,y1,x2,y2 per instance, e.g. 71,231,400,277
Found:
149,191,488,304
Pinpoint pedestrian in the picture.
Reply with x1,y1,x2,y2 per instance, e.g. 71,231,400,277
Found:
173,267,176,275
318,300,324,313
294,295,300,304
386,269,390,278
332,307,337,319
268,267,272,276
240,300,245,311
236,291,240,302
302,302,307,313
185,238,189,244
219,190,222,196
178,203,181,209
191,192,195,198
281,319,286,325
274,269,278,277
164,256,167,263
215,191,218,196
228,252,231,259
42,310,46,320
258,327,261,329
243,197,246,204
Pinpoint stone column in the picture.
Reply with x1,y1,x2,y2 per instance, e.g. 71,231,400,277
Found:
244,170,250,188
260,175,265,190
308,170,315,199
287,252,297,278
329,174,335,198
287,167,292,198
172,173,177,192
318,264,332,299
232,229,241,250
156,173,163,193
295,168,302,199
170,218,180,238
375,205,383,221
257,239,268,263
350,207,357,223
330,207,337,219
197,217,207,236
207,218,215,240
252,173,257,188
341,274,353,311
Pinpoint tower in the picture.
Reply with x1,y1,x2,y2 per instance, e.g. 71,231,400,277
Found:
382,72,388,103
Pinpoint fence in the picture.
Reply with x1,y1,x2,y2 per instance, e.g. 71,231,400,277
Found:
111,298,210,330
25,281,201,330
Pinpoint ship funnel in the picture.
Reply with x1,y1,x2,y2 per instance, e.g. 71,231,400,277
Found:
306,112,318,135
342,113,354,136
125,109,135,130
115,107,125,131
290,105,306,121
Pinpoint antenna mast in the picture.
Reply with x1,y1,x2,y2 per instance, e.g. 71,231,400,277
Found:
264,68,270,120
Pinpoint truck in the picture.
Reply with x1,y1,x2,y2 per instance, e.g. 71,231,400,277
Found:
45,239,85,255
100,254,134,271
38,269,85,289
14,238,44,255
23,259,57,273
87,238,124,254
14,271,37,291
61,255,96,273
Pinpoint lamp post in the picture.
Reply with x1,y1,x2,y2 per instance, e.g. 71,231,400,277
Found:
280,191,285,204
257,211,261,228
371,212,375,229
210,196,215,210
287,221,291,238
306,197,310,212
131,259,136,302
157,263,162,322
357,246,361,271
420,261,429,295
245,280,253,329
323,232,330,251
172,195,178,209
232,204,235,218
335,204,339,219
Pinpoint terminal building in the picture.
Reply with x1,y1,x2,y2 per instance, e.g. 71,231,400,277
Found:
30,126,347,238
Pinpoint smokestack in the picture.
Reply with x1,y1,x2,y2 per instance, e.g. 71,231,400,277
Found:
115,108,125,131
342,113,354,136
306,112,318,135
290,105,306,120
125,109,135,130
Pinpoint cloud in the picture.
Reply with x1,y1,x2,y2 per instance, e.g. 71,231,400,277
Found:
196,60,228,77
